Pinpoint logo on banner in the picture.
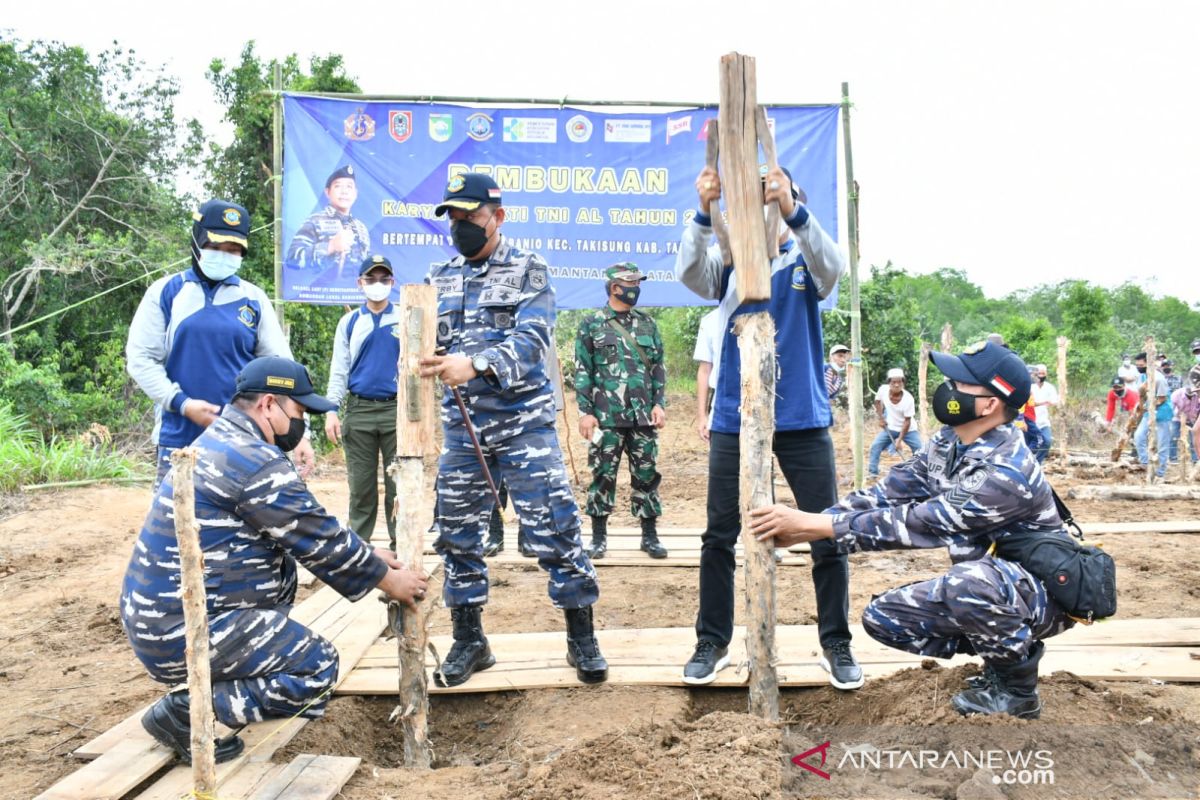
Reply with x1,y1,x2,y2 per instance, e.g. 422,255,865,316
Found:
503,117,558,143
604,119,651,143
666,116,692,143
467,113,494,141
388,110,413,143
429,113,453,142
696,117,716,141
343,108,375,141
566,114,593,143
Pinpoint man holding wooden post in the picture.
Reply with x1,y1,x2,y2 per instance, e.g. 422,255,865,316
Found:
675,155,859,689
120,355,427,763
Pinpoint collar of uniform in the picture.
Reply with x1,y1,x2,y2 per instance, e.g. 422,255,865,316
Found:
325,205,353,220
359,301,394,316
185,267,241,287
217,403,269,443
602,305,635,321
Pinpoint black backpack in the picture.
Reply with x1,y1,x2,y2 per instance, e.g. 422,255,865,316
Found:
991,489,1117,623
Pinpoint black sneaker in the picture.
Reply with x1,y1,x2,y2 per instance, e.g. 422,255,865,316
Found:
820,640,864,690
682,640,731,685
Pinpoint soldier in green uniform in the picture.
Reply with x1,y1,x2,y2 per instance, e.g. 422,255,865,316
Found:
574,263,668,559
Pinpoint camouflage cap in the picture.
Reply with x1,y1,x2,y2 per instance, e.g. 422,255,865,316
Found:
604,262,647,283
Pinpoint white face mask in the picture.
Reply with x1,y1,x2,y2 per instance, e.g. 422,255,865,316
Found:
199,248,242,281
362,281,392,302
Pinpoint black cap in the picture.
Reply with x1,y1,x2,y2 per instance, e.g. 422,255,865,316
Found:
325,165,356,188
192,199,250,253
930,340,1032,409
1112,376,1125,388
359,254,393,276
434,172,502,217
235,356,337,414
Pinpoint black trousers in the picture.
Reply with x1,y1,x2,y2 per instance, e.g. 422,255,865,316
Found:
696,428,851,649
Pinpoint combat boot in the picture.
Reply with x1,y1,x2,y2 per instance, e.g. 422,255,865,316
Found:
951,641,1044,720
141,690,245,764
564,606,609,683
587,516,608,559
482,506,504,557
517,527,536,558
435,606,495,687
639,516,668,559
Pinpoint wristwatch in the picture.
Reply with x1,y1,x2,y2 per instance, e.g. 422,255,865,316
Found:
471,354,490,377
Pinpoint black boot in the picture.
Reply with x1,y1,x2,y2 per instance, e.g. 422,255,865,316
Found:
952,641,1044,720
517,527,536,557
141,691,245,764
587,516,608,559
639,516,668,559
482,507,504,557
435,606,496,688
564,606,608,684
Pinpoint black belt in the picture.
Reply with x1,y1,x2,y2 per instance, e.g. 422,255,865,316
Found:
349,393,396,402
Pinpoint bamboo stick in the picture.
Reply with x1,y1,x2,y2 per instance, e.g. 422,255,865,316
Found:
1056,337,1069,461
1146,338,1157,483
918,342,931,438
841,82,865,490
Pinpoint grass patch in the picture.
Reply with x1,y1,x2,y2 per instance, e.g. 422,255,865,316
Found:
0,403,147,493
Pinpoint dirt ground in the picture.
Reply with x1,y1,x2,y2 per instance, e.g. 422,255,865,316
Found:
2,395,1199,799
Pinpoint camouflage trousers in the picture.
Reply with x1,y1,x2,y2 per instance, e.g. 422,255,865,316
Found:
154,445,178,488
434,423,599,609
862,556,1073,665
585,426,662,518
124,603,339,727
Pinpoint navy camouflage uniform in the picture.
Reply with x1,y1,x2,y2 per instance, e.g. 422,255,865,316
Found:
574,306,666,519
119,406,387,726
428,235,598,609
286,207,370,274
828,422,1075,665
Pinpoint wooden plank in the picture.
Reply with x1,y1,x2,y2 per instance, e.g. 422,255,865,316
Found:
248,755,360,800
36,736,172,800
1079,520,1200,535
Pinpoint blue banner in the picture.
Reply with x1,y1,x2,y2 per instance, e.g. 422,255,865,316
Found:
281,95,840,309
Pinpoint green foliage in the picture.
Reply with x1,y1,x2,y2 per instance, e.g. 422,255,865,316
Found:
0,402,145,493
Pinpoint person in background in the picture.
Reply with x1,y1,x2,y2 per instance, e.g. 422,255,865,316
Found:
1029,364,1059,463
1171,365,1200,465
825,344,850,402
693,308,723,443
1104,376,1138,431
1162,360,1183,462
867,368,922,479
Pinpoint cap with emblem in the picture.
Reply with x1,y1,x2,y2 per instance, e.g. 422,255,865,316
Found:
604,262,647,283
434,172,503,217
191,199,250,256
359,254,393,276
236,356,338,414
325,165,356,188
931,341,1032,409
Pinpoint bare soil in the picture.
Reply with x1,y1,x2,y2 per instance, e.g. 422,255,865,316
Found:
2,397,1198,799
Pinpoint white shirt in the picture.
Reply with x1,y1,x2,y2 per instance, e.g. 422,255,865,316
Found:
1030,380,1059,427
693,308,723,390
875,385,915,432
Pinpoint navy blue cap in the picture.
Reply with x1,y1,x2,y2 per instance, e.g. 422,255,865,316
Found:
235,356,337,414
359,254,393,276
325,164,356,188
434,172,502,217
930,340,1032,409
192,199,250,253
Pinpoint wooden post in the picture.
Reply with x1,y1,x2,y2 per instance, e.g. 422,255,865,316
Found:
1146,338,1158,483
940,323,953,354
718,54,771,303
841,82,865,490
272,63,284,325
734,313,779,722
1055,337,1070,461
390,283,436,768
918,342,931,437
170,448,217,795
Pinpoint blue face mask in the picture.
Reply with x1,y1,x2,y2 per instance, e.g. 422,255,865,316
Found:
199,249,242,281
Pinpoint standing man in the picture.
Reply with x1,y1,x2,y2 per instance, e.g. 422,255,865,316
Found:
325,255,400,549
751,341,1078,720
693,308,723,442
1029,364,1059,463
122,356,427,763
1172,365,1200,465
1163,360,1183,462
1132,351,1172,476
419,172,607,687
825,344,850,402
676,163,859,689
868,368,922,479
575,262,669,560
127,199,314,485
286,165,370,279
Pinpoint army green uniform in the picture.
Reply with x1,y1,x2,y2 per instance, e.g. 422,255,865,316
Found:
574,307,666,519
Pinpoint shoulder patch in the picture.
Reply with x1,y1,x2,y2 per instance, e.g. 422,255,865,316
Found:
944,464,994,509
527,266,548,290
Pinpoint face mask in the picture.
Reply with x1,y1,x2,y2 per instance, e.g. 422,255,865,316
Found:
832,362,845,373
932,381,990,426
362,281,392,302
1137,365,1147,374
1037,375,1046,383
450,218,490,258
1194,354,1200,364
272,402,306,453
1114,388,1124,397
1164,367,1173,375
199,248,242,281
612,284,641,306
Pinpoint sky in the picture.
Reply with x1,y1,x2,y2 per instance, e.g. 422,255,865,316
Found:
6,0,1199,305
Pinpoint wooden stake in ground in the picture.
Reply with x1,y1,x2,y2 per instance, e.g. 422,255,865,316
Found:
1146,337,1158,483
169,447,217,795
917,342,931,437
841,82,865,490
718,51,779,721
1056,337,1070,461
940,323,953,354
389,284,437,768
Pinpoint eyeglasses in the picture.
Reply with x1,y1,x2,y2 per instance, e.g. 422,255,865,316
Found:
362,277,394,285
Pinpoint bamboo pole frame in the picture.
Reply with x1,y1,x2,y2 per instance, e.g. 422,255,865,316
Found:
1056,337,1070,461
841,82,865,489
272,63,284,325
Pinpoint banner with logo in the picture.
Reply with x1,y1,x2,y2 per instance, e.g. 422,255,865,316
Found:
281,95,841,309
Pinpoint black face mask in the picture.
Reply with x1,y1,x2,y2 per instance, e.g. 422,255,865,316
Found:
612,284,641,306
1114,388,1125,397
932,381,991,427
1163,368,1173,375
450,218,490,258
272,403,306,453
1137,365,1147,374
